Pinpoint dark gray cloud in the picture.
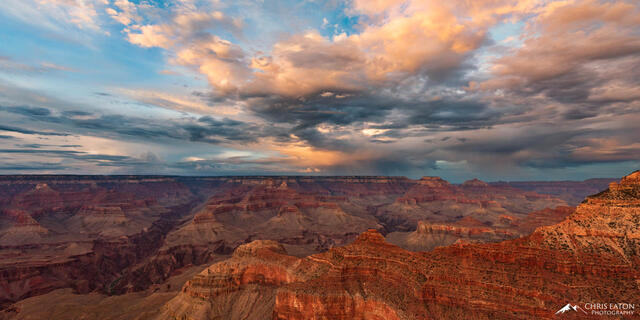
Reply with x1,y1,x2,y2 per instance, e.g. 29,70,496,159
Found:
183,116,259,143
0,124,70,136
12,143,81,148
246,93,392,127
319,156,438,177
0,163,68,171
0,105,262,145
0,148,162,171
61,110,93,117
445,129,588,156
1,105,52,117
1,77,638,179
168,156,293,175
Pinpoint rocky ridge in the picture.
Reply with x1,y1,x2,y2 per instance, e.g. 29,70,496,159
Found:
0,175,612,312
159,171,640,319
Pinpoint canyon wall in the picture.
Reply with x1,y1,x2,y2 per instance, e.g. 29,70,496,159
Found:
158,171,640,320
0,174,614,314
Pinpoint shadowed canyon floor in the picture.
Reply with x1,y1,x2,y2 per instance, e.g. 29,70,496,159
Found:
0,174,628,319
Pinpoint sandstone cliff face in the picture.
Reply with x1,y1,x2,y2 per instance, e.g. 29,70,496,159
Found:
387,206,574,251
158,231,427,320
532,171,640,258
162,182,382,259
0,176,406,307
0,177,209,307
376,177,567,231
159,171,640,320
0,175,608,312
386,219,518,251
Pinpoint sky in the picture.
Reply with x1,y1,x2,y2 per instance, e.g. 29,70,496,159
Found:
0,0,638,182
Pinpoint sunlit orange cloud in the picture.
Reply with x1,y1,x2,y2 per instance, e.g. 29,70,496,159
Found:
589,82,640,103
473,0,640,92
259,138,379,171
242,1,491,96
234,0,550,97
122,0,550,98
350,0,403,16
571,138,640,162
273,145,346,168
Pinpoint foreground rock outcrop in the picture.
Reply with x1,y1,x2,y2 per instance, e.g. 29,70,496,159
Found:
159,171,640,320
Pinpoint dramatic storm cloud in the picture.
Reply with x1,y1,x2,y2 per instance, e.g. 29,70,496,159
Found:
0,0,638,181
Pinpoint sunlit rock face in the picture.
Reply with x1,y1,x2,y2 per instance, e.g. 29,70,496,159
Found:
376,177,567,232
0,174,617,313
158,171,640,320
387,206,575,251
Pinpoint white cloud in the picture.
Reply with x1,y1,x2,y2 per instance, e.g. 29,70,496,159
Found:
3,0,106,33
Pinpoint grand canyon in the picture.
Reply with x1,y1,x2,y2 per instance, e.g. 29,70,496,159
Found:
1,0,639,318
0,173,636,319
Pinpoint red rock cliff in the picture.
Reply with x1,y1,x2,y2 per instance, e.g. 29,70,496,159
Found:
159,171,640,320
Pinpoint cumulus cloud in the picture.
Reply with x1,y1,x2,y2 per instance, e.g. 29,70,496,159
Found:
106,0,140,26
474,0,640,102
122,0,533,96
1,0,638,178
123,9,242,48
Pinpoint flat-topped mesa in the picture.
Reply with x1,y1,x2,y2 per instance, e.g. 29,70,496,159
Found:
389,206,577,252
400,220,517,251
396,177,457,204
353,229,387,245
76,205,126,216
417,176,451,187
415,220,495,236
191,210,218,224
461,178,489,188
455,216,490,227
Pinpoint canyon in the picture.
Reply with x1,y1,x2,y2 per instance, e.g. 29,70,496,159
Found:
0,174,624,319
159,171,640,319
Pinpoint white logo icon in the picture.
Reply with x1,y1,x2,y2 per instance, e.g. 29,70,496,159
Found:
556,303,588,315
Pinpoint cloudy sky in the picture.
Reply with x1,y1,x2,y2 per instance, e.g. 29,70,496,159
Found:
0,0,638,181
